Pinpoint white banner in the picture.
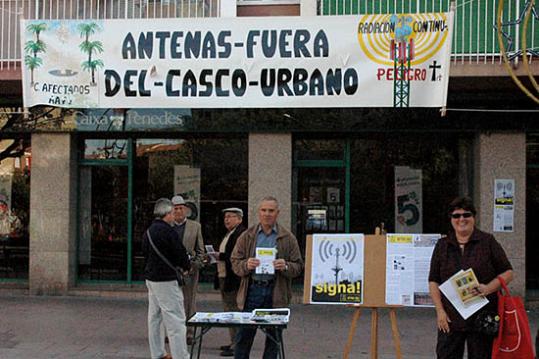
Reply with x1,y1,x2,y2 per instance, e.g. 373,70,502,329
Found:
21,13,453,108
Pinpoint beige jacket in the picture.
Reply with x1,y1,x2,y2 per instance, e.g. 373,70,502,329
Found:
231,223,303,310
175,219,205,270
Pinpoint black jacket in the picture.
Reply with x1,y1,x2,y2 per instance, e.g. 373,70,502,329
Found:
142,219,191,282
214,224,246,292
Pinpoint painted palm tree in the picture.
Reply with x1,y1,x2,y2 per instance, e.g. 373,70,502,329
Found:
77,22,99,43
24,55,43,85
27,23,47,42
78,23,103,86
24,23,47,86
81,59,104,85
25,40,46,59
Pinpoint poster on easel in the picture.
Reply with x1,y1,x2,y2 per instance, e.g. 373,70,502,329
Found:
385,233,440,307
308,234,365,305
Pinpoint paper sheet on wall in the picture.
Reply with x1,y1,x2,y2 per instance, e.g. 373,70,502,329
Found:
385,233,440,307
493,179,514,232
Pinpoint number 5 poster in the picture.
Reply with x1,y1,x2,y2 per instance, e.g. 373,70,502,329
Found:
395,166,423,233
309,234,365,305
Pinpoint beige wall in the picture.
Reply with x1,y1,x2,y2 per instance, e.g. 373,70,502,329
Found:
29,133,77,295
248,133,292,230
474,132,526,297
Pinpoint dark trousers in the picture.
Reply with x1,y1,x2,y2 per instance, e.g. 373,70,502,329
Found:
234,284,279,359
436,330,494,359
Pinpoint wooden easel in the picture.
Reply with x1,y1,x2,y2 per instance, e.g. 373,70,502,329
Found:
303,232,404,359
343,304,402,359
343,227,403,359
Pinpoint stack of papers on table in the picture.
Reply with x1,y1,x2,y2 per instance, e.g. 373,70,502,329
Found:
250,308,290,323
190,312,252,323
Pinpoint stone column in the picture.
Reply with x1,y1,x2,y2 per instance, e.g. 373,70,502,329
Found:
29,133,77,295
248,133,292,229
474,132,526,297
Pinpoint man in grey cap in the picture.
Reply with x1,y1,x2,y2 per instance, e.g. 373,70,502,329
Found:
211,207,246,357
171,194,205,345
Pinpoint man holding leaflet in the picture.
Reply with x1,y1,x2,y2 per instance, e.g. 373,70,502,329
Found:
231,196,303,359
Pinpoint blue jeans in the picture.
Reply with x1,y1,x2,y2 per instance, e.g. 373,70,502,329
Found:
234,284,280,359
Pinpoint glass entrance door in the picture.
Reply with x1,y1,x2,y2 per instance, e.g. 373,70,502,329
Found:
294,167,347,256
293,139,350,256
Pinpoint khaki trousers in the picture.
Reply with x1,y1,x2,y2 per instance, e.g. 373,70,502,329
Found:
219,277,239,348
182,269,199,340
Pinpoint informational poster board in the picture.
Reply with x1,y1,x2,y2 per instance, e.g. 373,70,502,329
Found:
304,233,440,307
493,179,514,232
385,233,440,307
305,234,365,305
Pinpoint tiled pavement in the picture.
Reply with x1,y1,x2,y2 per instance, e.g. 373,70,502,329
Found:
0,293,537,358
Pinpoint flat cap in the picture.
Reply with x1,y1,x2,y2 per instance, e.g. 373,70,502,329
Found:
171,195,186,205
222,207,243,217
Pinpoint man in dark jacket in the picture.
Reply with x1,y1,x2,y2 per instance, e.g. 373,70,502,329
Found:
212,207,246,357
143,198,191,359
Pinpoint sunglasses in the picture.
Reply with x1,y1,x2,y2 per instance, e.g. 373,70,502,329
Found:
450,212,473,219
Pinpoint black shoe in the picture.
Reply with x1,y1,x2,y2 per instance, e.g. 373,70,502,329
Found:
219,345,231,351
220,348,234,357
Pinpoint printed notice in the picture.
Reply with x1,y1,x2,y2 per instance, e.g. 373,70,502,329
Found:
493,179,514,232
255,247,276,275
385,233,440,307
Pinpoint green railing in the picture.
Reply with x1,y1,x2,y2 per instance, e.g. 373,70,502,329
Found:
319,0,538,61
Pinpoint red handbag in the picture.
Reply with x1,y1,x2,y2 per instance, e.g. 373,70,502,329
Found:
491,276,535,359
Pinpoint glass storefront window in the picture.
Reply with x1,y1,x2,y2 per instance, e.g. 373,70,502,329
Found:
293,135,465,253
78,136,248,283
83,139,128,160
78,165,128,281
0,139,31,279
132,137,248,282
294,167,346,255
294,139,344,161
349,135,461,234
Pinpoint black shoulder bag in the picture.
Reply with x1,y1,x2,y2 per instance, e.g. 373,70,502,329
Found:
146,229,185,286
